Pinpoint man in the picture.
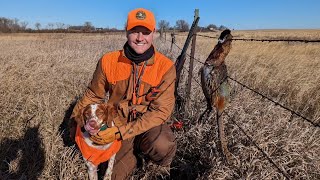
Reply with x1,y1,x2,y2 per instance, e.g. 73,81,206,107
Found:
70,8,177,179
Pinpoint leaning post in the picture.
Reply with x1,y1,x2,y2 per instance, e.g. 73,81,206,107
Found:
174,12,200,119
186,9,199,109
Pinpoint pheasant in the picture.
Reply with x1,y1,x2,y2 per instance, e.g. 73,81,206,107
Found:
199,29,233,162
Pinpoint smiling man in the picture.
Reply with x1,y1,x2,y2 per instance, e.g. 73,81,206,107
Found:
70,8,177,179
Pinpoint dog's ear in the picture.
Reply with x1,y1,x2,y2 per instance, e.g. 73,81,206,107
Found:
74,107,85,127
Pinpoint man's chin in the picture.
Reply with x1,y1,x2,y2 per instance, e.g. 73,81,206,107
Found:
133,49,147,54
131,46,150,54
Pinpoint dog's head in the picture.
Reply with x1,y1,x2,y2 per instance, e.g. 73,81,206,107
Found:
76,103,115,135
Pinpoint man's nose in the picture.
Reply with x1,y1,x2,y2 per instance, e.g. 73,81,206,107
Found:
136,32,144,41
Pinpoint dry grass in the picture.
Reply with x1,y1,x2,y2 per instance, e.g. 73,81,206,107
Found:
0,30,319,179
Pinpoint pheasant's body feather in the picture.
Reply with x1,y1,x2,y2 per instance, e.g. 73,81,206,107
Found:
201,61,229,112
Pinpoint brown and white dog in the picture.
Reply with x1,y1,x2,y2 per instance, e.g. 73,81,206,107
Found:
74,103,121,180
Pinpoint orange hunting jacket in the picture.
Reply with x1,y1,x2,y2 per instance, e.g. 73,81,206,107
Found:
71,48,176,140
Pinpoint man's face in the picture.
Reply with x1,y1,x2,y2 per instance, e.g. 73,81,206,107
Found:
127,26,155,54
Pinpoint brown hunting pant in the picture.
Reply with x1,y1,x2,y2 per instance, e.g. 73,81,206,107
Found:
110,124,177,180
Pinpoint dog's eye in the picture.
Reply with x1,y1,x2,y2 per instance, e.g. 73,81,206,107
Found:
96,112,103,116
84,112,90,118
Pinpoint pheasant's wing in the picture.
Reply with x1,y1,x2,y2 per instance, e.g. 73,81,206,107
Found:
200,65,218,105
218,64,230,101
209,67,220,103
211,64,230,113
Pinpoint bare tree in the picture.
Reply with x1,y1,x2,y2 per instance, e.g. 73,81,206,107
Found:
0,17,10,32
158,20,169,39
19,21,28,31
158,20,170,30
124,22,127,30
218,25,228,31
0,17,20,32
35,22,41,31
207,24,218,31
175,19,189,32
83,21,94,32
47,23,54,30
10,18,20,32
56,22,65,29
0,17,29,32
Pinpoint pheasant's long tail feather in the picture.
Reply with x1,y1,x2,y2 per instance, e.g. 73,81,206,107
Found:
217,111,232,163
215,96,225,114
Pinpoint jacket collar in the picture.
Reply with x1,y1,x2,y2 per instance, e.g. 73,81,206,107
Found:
120,48,155,66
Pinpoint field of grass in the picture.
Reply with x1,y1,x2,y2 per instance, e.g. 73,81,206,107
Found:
0,30,319,179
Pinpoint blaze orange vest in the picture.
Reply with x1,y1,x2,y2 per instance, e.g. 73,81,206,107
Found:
75,126,121,166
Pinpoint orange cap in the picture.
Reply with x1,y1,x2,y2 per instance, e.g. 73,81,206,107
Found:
126,8,156,31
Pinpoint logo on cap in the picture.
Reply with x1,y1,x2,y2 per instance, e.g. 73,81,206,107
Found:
136,11,146,20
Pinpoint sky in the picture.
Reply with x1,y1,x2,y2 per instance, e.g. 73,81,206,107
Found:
0,0,319,30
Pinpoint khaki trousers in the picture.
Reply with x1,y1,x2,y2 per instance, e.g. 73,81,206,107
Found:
110,124,177,180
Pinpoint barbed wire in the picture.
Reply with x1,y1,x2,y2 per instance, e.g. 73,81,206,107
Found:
227,76,319,128
162,37,319,128
186,64,317,129
196,34,218,39
196,34,320,43
159,38,204,88
161,37,203,63
161,33,319,178
161,33,318,178
233,38,320,43
223,111,291,180
182,66,202,87
173,33,189,37
170,40,205,64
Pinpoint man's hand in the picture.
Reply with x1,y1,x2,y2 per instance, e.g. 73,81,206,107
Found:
90,126,121,145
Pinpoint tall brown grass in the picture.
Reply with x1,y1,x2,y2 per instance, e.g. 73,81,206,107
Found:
0,30,319,179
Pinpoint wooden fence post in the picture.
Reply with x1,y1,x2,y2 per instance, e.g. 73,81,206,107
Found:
160,27,164,39
186,9,199,105
165,29,167,40
170,30,175,52
174,13,200,118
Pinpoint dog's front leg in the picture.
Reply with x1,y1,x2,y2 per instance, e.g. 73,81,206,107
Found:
103,153,116,180
85,160,98,180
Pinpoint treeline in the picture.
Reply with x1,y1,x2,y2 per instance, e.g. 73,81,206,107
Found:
158,19,228,32
0,17,29,33
0,17,229,33
0,17,125,33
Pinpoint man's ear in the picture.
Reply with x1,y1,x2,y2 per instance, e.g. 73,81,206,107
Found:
126,30,129,38
152,29,156,39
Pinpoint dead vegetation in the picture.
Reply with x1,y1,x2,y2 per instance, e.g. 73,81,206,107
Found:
0,30,319,179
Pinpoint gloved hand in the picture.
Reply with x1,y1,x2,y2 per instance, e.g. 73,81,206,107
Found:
90,126,122,145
